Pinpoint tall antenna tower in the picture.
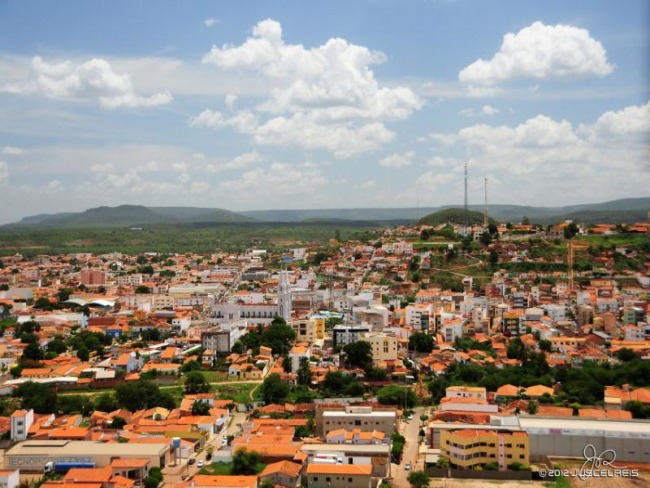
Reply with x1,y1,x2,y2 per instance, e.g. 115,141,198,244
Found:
483,177,489,228
464,161,469,234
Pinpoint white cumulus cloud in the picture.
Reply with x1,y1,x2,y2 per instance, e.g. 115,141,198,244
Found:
379,150,415,168
427,101,649,201
481,105,499,116
206,151,263,173
2,146,25,155
2,56,172,108
195,18,422,157
459,21,614,85
204,18,218,28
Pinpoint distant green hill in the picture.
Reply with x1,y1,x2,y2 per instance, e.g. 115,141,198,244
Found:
418,208,490,226
3,205,254,228
4,197,649,229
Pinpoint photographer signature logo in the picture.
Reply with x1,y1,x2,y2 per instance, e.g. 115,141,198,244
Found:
577,444,638,480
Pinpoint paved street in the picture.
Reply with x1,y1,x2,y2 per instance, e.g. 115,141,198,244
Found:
390,406,427,488
162,409,248,486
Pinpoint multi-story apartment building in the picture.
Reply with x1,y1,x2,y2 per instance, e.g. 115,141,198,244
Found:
319,407,397,437
291,317,325,343
440,429,529,470
332,324,371,348
359,332,398,362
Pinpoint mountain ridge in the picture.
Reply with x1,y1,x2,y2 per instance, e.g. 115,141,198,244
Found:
3,198,648,229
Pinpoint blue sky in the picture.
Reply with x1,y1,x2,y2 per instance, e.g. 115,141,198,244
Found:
0,0,648,224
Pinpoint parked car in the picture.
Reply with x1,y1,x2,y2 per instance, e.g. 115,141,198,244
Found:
197,460,204,468
405,462,411,471
188,458,195,465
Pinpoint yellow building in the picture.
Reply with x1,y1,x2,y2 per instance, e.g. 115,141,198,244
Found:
440,429,529,471
291,318,325,343
360,332,398,362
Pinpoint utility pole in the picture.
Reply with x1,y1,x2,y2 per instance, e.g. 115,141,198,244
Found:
483,177,489,228
464,161,469,235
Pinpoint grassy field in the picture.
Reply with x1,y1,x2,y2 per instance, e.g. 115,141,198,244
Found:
0,221,385,256
200,461,266,476
212,383,261,404
201,371,228,383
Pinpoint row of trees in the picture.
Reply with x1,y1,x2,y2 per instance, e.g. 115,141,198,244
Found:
232,318,296,356
13,378,179,415
427,348,650,414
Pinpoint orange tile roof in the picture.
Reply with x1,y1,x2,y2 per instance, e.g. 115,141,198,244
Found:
110,458,149,468
260,460,302,477
191,475,258,488
306,464,372,475
64,467,112,483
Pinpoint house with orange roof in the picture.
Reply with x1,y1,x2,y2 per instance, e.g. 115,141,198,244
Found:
0,469,19,488
190,475,257,488
64,467,113,485
159,347,178,363
537,406,573,417
109,458,149,481
305,463,372,488
141,362,180,375
604,385,650,410
259,460,301,488
325,428,386,445
523,385,554,399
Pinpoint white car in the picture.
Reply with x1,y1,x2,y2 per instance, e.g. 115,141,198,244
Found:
405,462,411,471
197,460,204,468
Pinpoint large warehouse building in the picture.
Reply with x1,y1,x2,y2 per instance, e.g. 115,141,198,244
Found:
4,440,172,472
519,416,650,463
428,416,650,463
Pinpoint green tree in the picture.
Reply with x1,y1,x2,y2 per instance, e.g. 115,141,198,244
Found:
15,381,57,413
616,348,637,362
377,385,416,408
261,373,290,405
343,341,373,369
408,332,434,353
21,342,44,362
76,345,90,361
489,249,499,267
507,337,528,361
135,285,151,294
111,416,128,428
184,371,211,394
408,470,431,488
296,357,313,387
261,318,296,356
527,400,539,415
47,338,67,355
115,379,175,411
95,393,117,412
538,339,552,352
232,448,263,475
563,222,579,239
56,394,93,415
191,400,211,416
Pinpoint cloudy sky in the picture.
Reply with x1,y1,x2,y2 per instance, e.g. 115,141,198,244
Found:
0,0,648,224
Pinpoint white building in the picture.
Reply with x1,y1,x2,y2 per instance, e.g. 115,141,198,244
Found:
10,409,33,441
0,469,19,488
